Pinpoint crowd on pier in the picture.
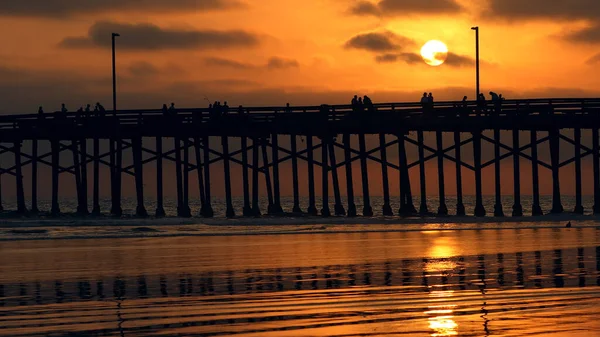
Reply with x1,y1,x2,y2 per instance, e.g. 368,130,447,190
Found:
36,91,507,120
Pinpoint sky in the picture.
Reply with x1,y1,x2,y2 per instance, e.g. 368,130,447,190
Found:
1,0,600,201
0,0,599,114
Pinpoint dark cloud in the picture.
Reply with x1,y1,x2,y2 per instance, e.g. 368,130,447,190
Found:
345,31,414,52
204,57,255,69
375,52,422,64
266,57,299,69
586,52,600,64
204,57,299,70
128,61,160,77
562,23,600,43
484,0,600,21
59,21,259,51
350,0,464,17
444,52,475,67
0,0,242,17
375,52,475,67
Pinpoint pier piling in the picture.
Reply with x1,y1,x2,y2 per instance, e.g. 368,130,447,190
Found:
241,136,253,216
493,129,504,217
531,131,543,216
359,133,373,216
155,136,166,217
512,130,523,217
436,131,448,216
454,132,465,216
417,131,428,215
306,136,318,215
222,136,235,218
291,135,302,214
343,134,357,217
379,134,393,216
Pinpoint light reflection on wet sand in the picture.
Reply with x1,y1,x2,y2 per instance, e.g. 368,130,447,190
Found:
0,227,599,336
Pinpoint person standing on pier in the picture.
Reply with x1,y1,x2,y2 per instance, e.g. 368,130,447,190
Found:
222,101,230,115
37,106,44,119
420,92,428,111
363,95,375,113
357,97,364,112
351,95,358,112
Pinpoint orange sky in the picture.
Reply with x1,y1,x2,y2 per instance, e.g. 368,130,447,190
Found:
0,0,599,113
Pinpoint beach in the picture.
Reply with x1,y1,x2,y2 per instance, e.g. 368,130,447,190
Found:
0,222,599,336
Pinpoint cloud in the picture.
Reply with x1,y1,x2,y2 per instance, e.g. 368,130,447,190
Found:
586,52,600,64
375,52,422,64
59,21,259,51
266,57,299,69
345,30,414,52
484,0,600,21
0,0,243,17
561,23,600,43
204,56,300,70
444,52,475,67
204,57,255,69
375,52,475,67
128,61,160,77
350,0,464,17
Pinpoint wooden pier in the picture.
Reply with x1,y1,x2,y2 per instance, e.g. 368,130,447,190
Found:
1,97,600,217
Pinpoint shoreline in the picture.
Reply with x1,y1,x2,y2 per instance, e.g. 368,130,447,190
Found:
0,212,598,228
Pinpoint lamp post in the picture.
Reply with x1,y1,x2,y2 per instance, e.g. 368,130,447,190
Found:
111,33,120,116
471,27,479,100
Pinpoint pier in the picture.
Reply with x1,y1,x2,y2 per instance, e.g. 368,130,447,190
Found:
1,97,600,217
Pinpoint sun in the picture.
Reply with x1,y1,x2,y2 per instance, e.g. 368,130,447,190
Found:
421,40,448,66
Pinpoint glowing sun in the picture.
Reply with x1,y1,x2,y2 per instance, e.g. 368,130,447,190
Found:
421,40,448,66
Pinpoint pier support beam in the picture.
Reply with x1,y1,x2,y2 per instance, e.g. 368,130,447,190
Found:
175,137,184,217
594,129,600,214
436,131,448,216
203,136,214,217
379,134,393,216
92,138,100,215
31,139,38,214
306,136,318,215
328,142,345,216
80,139,88,215
194,137,206,216
531,131,543,216
343,134,357,217
155,136,166,217
72,140,86,215
271,134,283,214
359,133,373,216
14,141,26,214
398,135,416,215
321,138,331,217
132,137,147,217
261,139,275,214
417,130,428,215
251,137,261,216
222,136,235,218
51,140,60,216
493,129,504,217
454,132,465,216
512,130,523,217
473,131,486,217
113,140,123,216
241,136,253,216
549,129,563,213
182,139,191,218
574,128,584,214
291,135,302,214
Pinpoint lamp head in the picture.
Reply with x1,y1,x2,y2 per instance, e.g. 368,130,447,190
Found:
112,33,120,37
471,26,478,30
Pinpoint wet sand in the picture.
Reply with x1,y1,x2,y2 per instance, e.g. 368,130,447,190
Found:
0,226,599,336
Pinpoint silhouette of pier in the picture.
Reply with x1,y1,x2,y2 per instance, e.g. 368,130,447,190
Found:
1,97,600,217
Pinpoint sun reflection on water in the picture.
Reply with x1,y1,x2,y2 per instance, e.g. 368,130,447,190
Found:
425,291,458,336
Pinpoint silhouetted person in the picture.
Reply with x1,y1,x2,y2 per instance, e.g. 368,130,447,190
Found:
460,96,469,117
420,92,428,110
357,97,364,112
489,91,499,102
477,93,487,115
351,95,358,112
566,221,572,228
169,102,176,115
162,104,168,116
222,101,230,115
285,103,291,113
428,93,434,109
363,95,374,113
37,106,44,119
57,103,68,120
